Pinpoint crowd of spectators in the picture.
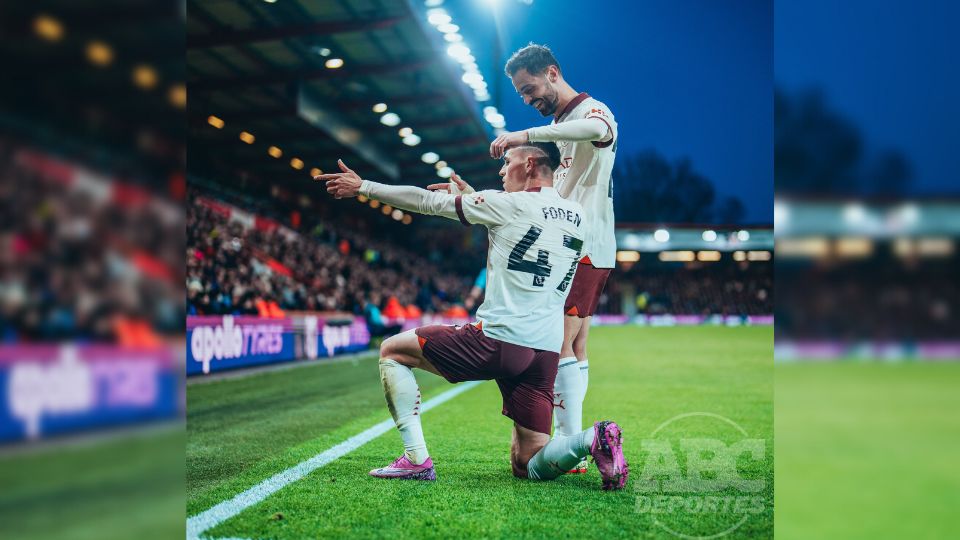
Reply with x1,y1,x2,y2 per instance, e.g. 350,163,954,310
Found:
776,255,959,341
0,143,183,344
604,259,773,316
186,195,473,318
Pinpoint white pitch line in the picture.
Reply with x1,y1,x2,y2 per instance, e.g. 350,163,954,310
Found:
187,380,482,540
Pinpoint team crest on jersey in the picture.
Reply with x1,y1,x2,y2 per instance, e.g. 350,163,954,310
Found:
589,108,608,118
471,194,485,204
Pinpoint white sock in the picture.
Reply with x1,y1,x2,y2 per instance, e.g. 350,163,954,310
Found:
579,358,589,407
552,357,583,438
527,428,595,480
379,359,429,464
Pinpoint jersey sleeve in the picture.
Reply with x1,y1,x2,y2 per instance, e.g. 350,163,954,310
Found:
456,190,518,227
583,101,617,149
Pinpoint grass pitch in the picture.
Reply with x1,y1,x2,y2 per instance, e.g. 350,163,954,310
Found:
187,326,773,538
775,362,960,540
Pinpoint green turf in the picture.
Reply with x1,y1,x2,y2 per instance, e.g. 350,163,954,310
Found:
187,326,773,539
0,427,184,540
774,362,960,540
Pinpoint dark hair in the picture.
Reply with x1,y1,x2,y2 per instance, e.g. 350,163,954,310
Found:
516,142,561,174
504,43,561,77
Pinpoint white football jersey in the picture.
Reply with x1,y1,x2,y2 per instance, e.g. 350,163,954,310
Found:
551,93,618,269
456,187,585,352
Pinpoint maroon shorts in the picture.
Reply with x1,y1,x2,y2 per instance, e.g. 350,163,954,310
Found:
414,323,559,434
564,261,612,318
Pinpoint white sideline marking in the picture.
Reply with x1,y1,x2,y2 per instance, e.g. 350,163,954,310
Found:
187,380,482,540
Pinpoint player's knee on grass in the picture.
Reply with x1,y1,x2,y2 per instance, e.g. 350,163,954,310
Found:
510,441,537,479
511,424,548,479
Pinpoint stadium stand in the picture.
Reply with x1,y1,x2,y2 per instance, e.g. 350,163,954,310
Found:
187,191,473,318
605,259,773,316
776,254,959,341
0,141,183,344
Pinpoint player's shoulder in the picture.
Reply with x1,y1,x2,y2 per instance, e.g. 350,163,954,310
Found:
582,96,614,118
464,189,516,208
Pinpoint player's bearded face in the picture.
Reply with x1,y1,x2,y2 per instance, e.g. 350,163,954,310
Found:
534,82,559,116
512,70,559,117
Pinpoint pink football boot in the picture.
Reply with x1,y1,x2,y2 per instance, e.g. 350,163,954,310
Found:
589,421,628,490
369,455,436,481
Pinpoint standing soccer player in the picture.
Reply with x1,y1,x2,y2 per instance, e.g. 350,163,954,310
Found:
488,44,618,473
319,143,628,490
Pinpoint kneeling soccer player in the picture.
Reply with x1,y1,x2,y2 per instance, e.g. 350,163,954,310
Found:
319,143,628,490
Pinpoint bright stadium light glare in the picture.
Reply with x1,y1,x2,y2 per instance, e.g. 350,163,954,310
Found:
899,203,920,224
444,33,463,43
424,0,444,6
462,72,484,85
324,58,344,69
843,203,867,224
483,106,497,115
132,64,158,90
435,160,447,170
773,200,789,228
402,134,422,146
437,23,459,33
474,92,491,102
437,166,453,178
737,230,750,242
702,230,718,242
490,118,505,128
421,152,439,164
459,54,476,64
392,209,404,221
372,102,388,113
462,62,479,72
86,40,114,67
493,128,506,136
427,10,451,25
380,112,401,126
653,229,670,243
34,15,64,42
446,43,471,60
398,127,413,137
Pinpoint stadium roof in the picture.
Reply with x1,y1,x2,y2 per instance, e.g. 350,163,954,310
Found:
0,2,184,189
188,0,504,198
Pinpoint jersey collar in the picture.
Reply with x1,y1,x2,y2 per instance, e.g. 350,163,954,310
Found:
555,92,590,122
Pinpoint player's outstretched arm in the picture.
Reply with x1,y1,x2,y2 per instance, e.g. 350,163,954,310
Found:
317,159,462,221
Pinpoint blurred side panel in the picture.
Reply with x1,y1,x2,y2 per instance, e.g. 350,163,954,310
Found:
0,1,184,538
